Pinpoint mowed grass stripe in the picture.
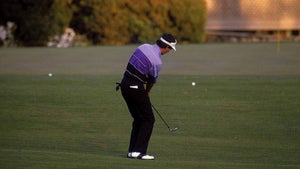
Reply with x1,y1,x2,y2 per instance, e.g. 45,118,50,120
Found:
0,43,300,75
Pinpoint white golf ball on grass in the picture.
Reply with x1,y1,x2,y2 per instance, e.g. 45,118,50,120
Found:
48,73,53,77
192,82,196,86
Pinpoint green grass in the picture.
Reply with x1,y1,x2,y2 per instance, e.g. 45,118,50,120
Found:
0,43,300,168
1,43,300,75
1,76,299,169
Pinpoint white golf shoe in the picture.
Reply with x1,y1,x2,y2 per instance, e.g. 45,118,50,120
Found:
137,154,155,160
127,152,155,160
127,152,141,158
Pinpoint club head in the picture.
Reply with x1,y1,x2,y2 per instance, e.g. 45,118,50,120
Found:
169,127,178,132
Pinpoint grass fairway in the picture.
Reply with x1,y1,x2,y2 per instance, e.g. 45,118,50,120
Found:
0,43,300,169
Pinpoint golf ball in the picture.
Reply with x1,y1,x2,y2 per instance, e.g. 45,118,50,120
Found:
192,82,196,86
48,73,52,77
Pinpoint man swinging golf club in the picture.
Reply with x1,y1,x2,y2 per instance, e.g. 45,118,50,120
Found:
119,33,177,160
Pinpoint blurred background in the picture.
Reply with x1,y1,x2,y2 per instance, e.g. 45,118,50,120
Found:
0,0,299,47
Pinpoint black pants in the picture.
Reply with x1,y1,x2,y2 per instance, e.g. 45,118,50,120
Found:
121,76,155,154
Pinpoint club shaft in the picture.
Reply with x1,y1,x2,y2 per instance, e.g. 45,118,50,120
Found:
151,104,170,129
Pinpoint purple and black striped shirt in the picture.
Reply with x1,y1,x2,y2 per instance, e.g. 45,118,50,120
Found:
126,44,162,84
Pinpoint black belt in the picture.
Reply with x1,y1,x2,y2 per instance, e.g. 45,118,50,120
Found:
116,72,145,92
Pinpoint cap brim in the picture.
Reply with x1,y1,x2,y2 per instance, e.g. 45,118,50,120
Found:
160,37,177,51
170,44,176,51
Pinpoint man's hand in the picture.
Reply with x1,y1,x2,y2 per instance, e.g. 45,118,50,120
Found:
146,83,154,95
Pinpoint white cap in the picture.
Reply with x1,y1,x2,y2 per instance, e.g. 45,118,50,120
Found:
160,37,177,51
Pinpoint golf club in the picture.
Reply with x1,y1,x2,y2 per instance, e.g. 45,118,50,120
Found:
151,104,178,132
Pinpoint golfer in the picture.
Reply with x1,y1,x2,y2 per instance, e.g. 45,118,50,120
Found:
120,33,177,160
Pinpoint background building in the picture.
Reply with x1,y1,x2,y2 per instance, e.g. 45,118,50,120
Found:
205,0,300,42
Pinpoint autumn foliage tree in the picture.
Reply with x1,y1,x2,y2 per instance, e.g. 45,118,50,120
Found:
0,0,206,46
71,0,207,45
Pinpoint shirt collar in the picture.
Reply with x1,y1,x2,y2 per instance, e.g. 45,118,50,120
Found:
153,44,161,56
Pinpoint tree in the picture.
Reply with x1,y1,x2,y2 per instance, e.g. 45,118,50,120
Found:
0,0,207,46
71,0,207,45
169,0,207,43
0,0,73,46
71,0,136,45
